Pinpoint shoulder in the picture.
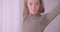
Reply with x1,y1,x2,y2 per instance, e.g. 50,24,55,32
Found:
41,13,48,19
40,13,49,26
23,13,29,22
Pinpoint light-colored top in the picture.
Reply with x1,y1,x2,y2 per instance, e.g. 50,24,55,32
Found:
44,14,60,32
22,4,60,32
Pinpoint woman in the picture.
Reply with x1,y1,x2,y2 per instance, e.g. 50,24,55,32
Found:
22,0,60,32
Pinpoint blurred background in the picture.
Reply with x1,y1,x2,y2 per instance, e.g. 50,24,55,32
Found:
0,0,60,32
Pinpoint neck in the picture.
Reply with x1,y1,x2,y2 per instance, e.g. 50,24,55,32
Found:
29,13,41,17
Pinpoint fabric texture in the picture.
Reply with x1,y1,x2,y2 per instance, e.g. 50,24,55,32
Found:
22,4,60,32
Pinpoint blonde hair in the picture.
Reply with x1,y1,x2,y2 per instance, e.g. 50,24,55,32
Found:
23,0,45,15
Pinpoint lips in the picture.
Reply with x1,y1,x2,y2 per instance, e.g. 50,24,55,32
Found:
32,10,36,12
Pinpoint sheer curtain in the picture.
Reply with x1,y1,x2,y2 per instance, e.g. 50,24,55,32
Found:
0,0,3,32
1,0,21,32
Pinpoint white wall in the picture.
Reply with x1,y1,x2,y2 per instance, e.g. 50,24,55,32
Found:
43,0,59,13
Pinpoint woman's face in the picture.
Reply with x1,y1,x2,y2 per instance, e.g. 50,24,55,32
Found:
27,0,41,14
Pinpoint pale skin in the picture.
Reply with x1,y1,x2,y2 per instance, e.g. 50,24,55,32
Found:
27,0,41,14
27,0,60,22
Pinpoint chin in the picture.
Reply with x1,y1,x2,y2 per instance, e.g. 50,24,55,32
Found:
32,12,37,14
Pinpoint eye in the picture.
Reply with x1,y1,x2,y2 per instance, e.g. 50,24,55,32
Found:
35,3,39,5
29,3,32,6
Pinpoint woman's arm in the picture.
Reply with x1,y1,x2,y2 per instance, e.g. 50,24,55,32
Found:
47,3,60,22
40,3,60,28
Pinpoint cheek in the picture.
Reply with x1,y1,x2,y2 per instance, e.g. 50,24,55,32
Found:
28,5,32,10
29,5,40,10
35,5,40,10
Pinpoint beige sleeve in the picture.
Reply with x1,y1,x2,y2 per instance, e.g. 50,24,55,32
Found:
40,3,60,28
47,3,60,22
23,13,28,23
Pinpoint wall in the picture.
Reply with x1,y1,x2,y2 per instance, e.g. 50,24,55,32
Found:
43,0,59,13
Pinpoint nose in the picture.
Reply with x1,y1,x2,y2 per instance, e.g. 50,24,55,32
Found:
32,5,36,10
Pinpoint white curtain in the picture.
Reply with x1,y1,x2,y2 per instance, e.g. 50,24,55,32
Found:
0,0,3,32
0,0,21,32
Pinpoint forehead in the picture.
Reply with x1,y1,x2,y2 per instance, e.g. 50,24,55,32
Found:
27,0,40,3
